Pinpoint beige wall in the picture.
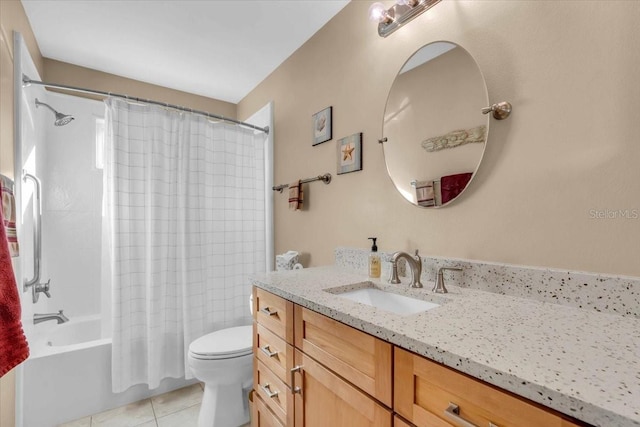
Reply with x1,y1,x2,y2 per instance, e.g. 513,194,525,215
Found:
44,59,236,119
238,1,640,277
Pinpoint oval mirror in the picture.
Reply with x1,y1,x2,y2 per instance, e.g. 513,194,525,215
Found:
383,41,489,207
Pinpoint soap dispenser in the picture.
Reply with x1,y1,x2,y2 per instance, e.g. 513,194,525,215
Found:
368,237,381,278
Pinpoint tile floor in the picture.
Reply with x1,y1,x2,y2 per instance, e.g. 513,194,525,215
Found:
58,383,251,427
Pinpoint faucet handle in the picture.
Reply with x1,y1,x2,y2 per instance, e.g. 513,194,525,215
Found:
43,279,51,298
32,279,51,303
433,267,463,294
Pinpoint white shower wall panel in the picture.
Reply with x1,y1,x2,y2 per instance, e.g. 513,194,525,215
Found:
38,92,104,318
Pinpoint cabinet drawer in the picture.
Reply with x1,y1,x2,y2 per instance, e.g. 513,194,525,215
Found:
254,322,294,386
394,415,414,427
394,348,584,427
254,358,293,426
254,287,294,343
294,305,392,407
253,393,285,427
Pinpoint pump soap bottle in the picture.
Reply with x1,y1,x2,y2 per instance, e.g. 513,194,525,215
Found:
368,237,381,279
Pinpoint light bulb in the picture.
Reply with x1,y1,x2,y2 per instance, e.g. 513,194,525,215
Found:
368,2,391,23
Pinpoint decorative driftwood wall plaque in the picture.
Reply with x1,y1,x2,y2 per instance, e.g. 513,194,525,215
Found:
421,125,486,153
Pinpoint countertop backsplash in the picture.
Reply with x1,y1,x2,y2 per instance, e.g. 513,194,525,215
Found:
335,247,639,318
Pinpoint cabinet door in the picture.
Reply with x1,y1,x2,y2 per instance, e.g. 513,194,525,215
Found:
292,349,392,427
394,348,584,427
294,306,392,407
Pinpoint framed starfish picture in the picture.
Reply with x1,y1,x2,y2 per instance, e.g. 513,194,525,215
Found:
312,106,332,146
337,132,362,175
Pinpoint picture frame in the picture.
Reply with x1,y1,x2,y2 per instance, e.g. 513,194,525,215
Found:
337,132,363,175
312,106,332,146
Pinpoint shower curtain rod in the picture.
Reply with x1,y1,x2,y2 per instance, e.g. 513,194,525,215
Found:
22,75,269,134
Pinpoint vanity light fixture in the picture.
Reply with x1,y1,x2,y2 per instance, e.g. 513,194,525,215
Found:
369,0,442,38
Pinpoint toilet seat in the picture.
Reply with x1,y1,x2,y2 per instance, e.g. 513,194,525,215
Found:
188,325,253,360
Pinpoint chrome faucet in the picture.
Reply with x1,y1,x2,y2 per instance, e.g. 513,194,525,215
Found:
389,250,423,288
33,310,69,325
433,267,462,293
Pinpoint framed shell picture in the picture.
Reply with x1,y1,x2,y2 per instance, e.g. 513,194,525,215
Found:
337,133,363,175
312,106,332,145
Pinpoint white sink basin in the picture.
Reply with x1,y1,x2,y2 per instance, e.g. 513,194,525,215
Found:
335,287,439,316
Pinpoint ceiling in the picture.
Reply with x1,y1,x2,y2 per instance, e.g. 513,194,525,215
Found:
21,0,350,104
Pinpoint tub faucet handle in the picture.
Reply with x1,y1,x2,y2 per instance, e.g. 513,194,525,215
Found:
32,279,51,303
42,279,51,297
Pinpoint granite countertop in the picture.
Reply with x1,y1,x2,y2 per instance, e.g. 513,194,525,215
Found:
251,266,640,427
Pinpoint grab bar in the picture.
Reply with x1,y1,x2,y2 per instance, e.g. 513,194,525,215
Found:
23,171,42,291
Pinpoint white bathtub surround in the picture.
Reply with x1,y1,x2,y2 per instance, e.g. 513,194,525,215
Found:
251,266,640,427
23,318,198,427
104,98,266,392
28,315,105,357
335,247,640,318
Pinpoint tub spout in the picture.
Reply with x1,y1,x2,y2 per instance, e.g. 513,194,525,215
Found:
34,310,69,325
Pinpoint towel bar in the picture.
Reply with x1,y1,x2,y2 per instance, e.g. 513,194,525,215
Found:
273,173,332,193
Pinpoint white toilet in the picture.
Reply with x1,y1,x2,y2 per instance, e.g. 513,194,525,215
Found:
188,325,253,427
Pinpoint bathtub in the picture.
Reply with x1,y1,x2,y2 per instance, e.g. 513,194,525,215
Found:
28,315,108,356
22,315,196,427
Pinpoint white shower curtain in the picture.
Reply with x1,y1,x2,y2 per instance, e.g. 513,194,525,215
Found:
102,98,266,392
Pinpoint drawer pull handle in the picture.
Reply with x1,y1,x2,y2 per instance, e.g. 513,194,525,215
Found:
290,365,302,394
260,345,278,358
260,383,278,398
260,307,278,316
445,403,498,427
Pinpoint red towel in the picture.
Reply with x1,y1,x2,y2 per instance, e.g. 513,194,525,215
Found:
0,201,29,377
440,173,473,204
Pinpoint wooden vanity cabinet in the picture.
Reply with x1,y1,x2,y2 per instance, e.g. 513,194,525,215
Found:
253,288,586,427
253,288,393,427
394,347,585,427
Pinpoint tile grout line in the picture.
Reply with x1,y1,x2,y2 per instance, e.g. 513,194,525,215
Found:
149,397,159,426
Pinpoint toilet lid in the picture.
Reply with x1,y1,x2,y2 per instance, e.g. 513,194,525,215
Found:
189,325,253,359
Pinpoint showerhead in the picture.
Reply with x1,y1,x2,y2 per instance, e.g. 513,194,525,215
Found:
35,98,74,126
